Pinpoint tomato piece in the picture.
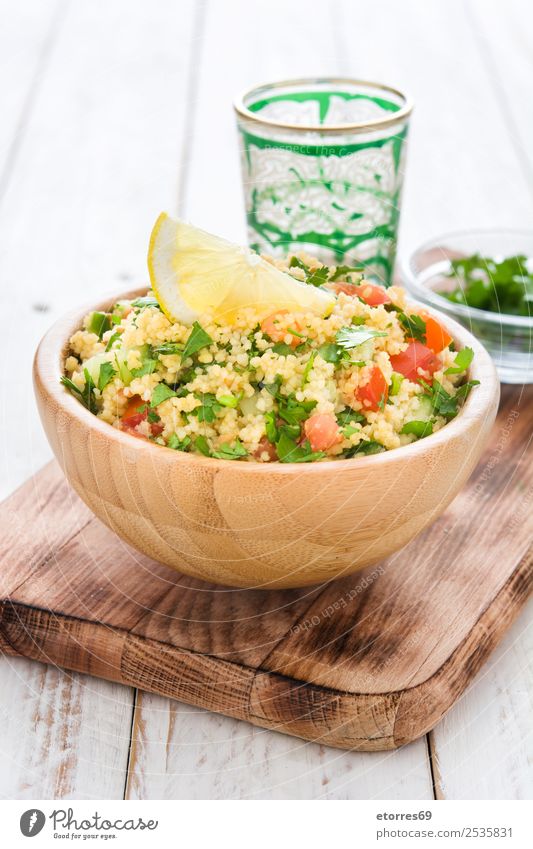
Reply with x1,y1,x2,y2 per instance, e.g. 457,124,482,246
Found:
150,421,164,437
356,367,389,412
261,310,302,347
303,413,342,452
332,281,390,306
121,395,146,428
420,312,453,353
389,342,440,381
254,436,277,462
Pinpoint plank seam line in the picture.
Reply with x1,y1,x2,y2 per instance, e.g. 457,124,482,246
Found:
0,0,70,204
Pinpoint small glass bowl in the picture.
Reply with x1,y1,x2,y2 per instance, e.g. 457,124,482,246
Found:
401,229,533,384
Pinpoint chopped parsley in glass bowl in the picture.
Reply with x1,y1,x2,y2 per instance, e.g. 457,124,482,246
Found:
401,229,533,384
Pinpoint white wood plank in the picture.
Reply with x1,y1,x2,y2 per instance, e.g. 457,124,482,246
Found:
430,596,533,800
0,0,66,178
126,694,433,800
467,0,533,194
127,0,434,801
0,0,197,797
0,657,132,799
337,0,533,253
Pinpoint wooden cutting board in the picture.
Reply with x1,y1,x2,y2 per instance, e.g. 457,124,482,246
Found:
0,385,532,751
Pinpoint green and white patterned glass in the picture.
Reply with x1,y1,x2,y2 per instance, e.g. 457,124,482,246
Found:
234,78,413,285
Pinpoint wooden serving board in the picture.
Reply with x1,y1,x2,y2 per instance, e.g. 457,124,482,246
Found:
1,385,532,751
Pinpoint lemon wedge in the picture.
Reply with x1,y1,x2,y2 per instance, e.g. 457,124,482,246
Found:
147,213,335,324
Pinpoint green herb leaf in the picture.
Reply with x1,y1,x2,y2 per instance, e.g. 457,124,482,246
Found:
444,346,474,374
277,395,317,426
60,374,97,414
329,264,364,282
97,361,116,391
181,321,213,360
168,434,191,452
264,411,278,443
440,253,533,317
105,330,122,351
131,294,161,311
344,439,385,458
401,420,434,438
302,350,317,386
289,255,330,287
211,440,248,460
317,343,341,364
397,311,427,343
342,424,360,438
272,342,294,356
150,383,177,407
336,407,366,426
336,326,387,349
275,432,325,463
194,435,211,456
152,342,184,356
190,393,223,423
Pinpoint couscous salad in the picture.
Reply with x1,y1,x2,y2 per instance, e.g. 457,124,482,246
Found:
61,217,478,463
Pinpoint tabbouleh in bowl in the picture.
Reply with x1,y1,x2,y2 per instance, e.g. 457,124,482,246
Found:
61,255,478,464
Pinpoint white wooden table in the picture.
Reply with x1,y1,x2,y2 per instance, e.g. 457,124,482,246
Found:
1,0,532,800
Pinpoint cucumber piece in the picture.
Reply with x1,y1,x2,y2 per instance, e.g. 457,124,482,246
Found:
415,394,434,421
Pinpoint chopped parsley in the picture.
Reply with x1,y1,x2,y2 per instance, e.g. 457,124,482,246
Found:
168,434,191,452
272,342,294,356
211,440,248,460
275,432,325,463
150,383,177,407
131,294,161,311
190,393,223,423
302,350,317,385
329,264,364,282
97,361,116,391
439,253,533,316
397,311,427,343
277,395,317,425
420,378,479,420
181,321,213,360
152,342,184,356
264,411,278,443
336,326,387,349
60,369,97,414
289,256,330,287
336,407,366,427
194,435,211,457
445,346,474,374
105,330,122,351
343,440,385,458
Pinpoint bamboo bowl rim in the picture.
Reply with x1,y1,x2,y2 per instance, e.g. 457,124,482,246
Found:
34,287,500,474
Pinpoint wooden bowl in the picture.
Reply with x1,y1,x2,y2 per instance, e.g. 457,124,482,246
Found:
34,288,500,589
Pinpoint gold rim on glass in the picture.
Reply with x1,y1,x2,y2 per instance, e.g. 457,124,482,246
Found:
233,77,414,134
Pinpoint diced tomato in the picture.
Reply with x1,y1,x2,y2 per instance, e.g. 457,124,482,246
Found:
420,311,453,353
303,413,342,452
121,395,146,428
120,394,162,438
332,281,391,306
253,436,277,462
355,366,389,412
389,341,440,382
261,310,302,347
